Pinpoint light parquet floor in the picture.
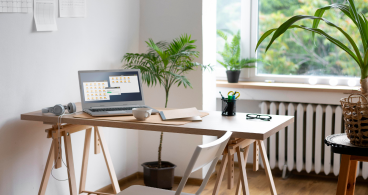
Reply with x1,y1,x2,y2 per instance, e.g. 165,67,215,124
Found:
100,165,368,195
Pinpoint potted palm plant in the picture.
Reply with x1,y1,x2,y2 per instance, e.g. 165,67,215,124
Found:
122,34,211,189
217,30,260,83
255,0,368,146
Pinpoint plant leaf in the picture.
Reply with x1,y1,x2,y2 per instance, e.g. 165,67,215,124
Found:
259,15,363,67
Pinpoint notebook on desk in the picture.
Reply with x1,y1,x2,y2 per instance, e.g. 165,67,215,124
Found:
159,107,201,121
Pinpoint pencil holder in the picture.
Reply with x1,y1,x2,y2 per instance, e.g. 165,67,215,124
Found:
222,98,236,116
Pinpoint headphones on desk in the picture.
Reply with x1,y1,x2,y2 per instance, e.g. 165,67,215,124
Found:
42,103,77,116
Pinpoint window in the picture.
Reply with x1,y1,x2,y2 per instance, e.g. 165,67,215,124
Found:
216,0,364,82
257,0,362,77
216,0,241,70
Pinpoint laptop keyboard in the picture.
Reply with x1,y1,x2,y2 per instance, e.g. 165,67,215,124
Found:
89,106,148,112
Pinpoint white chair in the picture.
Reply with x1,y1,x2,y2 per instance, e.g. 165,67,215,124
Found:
117,131,232,195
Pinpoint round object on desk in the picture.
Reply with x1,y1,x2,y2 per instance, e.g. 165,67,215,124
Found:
325,133,368,157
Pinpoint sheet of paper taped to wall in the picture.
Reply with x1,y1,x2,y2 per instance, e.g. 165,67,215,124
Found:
59,0,86,18
34,0,57,31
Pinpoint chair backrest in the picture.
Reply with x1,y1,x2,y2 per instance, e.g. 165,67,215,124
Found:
175,131,232,195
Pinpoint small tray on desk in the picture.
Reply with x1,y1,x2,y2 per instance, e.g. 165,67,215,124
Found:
325,133,368,157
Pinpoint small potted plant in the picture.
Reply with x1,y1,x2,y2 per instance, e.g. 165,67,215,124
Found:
217,30,260,83
122,34,211,189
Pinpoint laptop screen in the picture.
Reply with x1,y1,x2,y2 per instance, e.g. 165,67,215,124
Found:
79,70,143,103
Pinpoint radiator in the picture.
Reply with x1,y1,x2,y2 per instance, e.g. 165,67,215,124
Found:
260,102,368,179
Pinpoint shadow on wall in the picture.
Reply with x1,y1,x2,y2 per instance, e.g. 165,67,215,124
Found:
0,118,54,194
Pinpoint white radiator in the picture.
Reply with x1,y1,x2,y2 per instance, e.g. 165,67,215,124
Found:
260,102,368,179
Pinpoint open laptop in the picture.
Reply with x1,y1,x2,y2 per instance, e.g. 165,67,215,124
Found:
78,69,159,116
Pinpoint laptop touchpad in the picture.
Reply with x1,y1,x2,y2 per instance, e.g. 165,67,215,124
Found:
107,111,127,114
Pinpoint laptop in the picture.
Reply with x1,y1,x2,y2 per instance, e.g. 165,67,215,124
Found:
78,69,159,116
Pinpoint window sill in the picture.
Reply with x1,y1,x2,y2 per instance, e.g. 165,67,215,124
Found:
216,80,360,94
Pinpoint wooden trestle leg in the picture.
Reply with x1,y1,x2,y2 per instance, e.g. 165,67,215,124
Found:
212,149,229,195
64,129,78,195
38,124,119,195
258,140,277,195
80,128,92,193
38,140,56,195
96,128,121,194
236,146,250,195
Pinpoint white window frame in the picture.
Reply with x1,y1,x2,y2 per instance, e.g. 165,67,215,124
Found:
216,0,360,86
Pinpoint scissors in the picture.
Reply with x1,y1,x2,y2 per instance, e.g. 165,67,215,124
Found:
227,91,240,99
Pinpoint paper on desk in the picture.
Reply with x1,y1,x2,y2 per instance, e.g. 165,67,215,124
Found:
34,0,57,31
159,107,201,121
59,0,86,18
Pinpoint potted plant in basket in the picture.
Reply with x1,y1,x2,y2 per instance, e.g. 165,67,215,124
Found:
217,30,260,83
122,34,212,189
255,0,368,146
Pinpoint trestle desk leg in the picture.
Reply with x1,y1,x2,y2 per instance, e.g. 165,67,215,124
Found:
94,126,101,154
96,128,121,193
64,130,78,195
38,140,55,195
236,146,250,195
227,151,235,189
212,149,229,195
80,128,92,193
258,140,277,195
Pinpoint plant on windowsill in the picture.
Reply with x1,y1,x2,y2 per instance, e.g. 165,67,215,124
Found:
255,0,368,146
217,30,261,83
122,34,212,189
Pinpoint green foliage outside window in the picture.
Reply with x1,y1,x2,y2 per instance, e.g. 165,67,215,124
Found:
257,0,367,77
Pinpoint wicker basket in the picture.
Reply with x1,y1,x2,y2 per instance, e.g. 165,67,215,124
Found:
341,93,368,147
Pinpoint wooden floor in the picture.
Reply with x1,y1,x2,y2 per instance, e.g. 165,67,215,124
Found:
100,165,368,195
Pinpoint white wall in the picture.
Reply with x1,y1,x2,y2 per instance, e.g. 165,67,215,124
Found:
0,1,140,194
138,0,205,179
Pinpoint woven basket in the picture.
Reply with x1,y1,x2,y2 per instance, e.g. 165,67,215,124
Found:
341,93,368,147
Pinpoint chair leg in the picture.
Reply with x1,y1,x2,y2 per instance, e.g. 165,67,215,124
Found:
38,140,55,195
258,140,277,195
96,128,121,194
337,154,351,195
80,128,92,193
64,130,78,195
212,149,229,195
347,160,358,195
236,146,250,195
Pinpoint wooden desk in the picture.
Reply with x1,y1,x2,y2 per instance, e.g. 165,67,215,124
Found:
21,106,294,195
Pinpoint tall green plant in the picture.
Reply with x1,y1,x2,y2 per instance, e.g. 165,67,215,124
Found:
255,0,368,94
217,30,259,70
122,34,211,168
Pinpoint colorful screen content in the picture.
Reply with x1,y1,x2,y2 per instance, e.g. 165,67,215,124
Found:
80,71,143,103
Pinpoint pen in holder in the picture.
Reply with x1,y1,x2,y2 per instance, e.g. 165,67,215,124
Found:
222,98,236,116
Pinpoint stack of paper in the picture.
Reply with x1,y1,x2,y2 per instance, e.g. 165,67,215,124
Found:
159,107,202,121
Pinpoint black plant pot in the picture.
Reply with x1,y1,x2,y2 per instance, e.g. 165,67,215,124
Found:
226,70,241,83
141,161,176,190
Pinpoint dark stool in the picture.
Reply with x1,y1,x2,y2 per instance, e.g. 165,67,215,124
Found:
325,133,368,195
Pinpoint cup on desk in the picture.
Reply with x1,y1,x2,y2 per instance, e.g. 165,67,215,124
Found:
132,108,152,121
